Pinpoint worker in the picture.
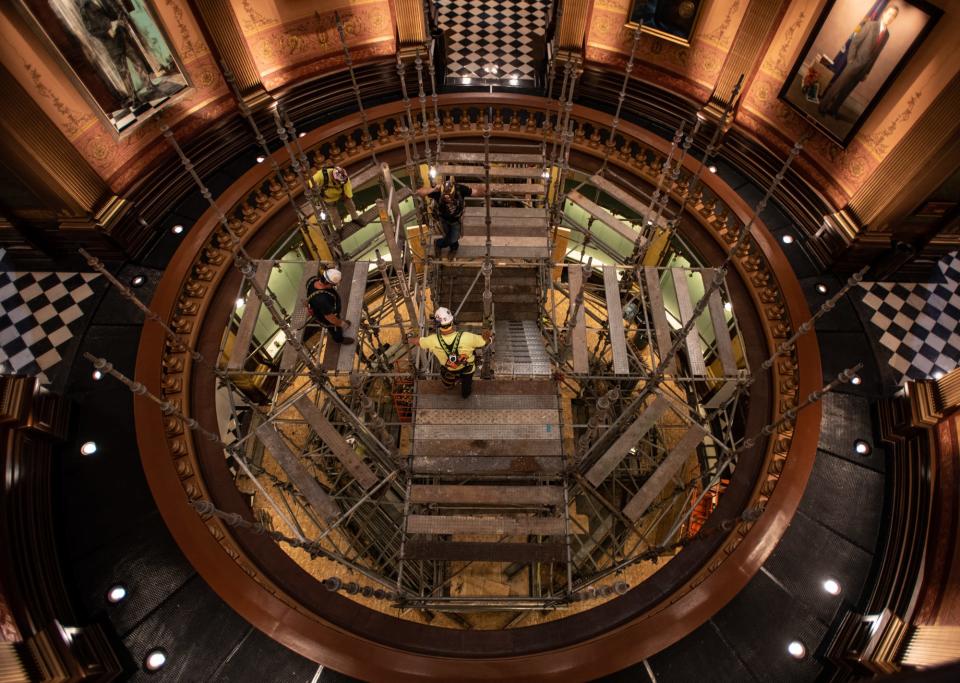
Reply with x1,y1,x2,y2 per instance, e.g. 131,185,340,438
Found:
312,165,363,225
416,176,483,257
305,267,354,345
407,307,491,398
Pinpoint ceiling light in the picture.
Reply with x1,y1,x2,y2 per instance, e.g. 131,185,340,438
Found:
708,164,717,173
854,439,871,455
298,131,307,138
256,155,265,163
235,298,245,308
92,370,103,381
429,166,438,179
144,649,167,671
509,76,519,86
80,441,98,456
850,374,862,385
781,234,795,244
724,301,733,312
171,224,184,235
541,170,550,179
816,283,828,294
787,640,807,659
107,584,128,603
933,370,945,380
822,578,841,595
462,76,472,85
131,275,145,287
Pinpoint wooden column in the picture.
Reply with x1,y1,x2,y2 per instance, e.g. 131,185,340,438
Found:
555,0,589,61
188,0,267,103
704,0,788,118
394,0,430,60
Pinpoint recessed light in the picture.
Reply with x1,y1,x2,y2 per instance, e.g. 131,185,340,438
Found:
850,374,862,385
462,76,472,85
171,224,184,235
80,441,98,456
787,640,806,659
107,584,128,603
781,234,795,244
92,370,103,381
933,370,945,380
854,439,871,455
822,578,841,595
131,275,145,287
724,301,733,312
708,164,717,173
256,155,265,163
235,298,245,308
816,283,828,294
298,131,306,138
144,649,167,671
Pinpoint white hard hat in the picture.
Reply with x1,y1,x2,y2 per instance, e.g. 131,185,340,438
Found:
434,307,454,325
323,268,342,285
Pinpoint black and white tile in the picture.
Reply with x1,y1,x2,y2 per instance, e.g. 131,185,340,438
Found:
860,252,960,381
0,250,100,385
439,0,548,87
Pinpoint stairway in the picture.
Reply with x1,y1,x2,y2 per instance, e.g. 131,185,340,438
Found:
492,320,552,377
403,379,568,566
435,148,550,259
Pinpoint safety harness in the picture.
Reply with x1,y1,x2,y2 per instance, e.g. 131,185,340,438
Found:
436,330,465,368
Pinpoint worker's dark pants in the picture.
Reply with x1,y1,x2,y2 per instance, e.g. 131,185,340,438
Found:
441,365,474,398
320,322,344,343
434,218,462,254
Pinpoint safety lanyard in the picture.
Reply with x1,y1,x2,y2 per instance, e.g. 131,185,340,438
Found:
436,331,463,363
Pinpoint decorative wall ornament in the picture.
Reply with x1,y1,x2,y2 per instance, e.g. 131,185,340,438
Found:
864,90,922,156
13,0,191,135
778,0,941,146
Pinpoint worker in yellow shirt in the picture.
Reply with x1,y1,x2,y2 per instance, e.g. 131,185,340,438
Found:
408,307,491,398
311,165,363,225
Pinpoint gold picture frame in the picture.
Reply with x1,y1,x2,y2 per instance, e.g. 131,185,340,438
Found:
625,0,706,47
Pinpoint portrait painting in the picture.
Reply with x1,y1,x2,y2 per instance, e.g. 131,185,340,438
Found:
14,0,190,134
779,0,941,146
626,0,705,46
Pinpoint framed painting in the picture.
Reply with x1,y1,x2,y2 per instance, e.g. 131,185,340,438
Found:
779,0,941,146
626,0,706,47
14,0,190,135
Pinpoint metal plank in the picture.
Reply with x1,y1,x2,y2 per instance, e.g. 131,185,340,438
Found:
280,261,318,371
462,183,546,195
643,267,675,374
404,540,566,562
589,174,653,227
416,379,556,395
228,260,273,370
458,236,548,248
321,262,356,372
408,485,564,505
704,379,739,410
573,516,613,565
405,514,566,536
439,152,543,164
567,190,639,243
415,393,558,410
436,164,544,178
336,261,369,373
703,270,738,377
622,424,708,522
568,267,589,374
463,206,548,218
603,266,629,375
671,268,706,376
411,456,564,475
349,163,381,189
455,245,550,258
412,438,563,457
414,423,561,441
585,394,671,487
254,423,339,521
293,396,377,490
416,408,560,425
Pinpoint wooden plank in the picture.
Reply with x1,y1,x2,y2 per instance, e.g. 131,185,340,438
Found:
671,268,706,376
439,152,544,164
603,266,629,375
408,485,564,506
436,164,544,178
462,183,546,195
573,516,613,565
643,267,675,374
349,163,381,189
254,423,340,521
568,267,589,374
293,396,377,490
321,262,356,372
455,245,550,258
404,540,566,562
585,394,671,487
280,261,319,371
703,270,738,377
336,262,369,373
412,438,563,457
228,260,273,371
704,380,739,410
567,190,640,243
405,514,566,536
622,425,707,522
458,236,548,248
411,456,564,475
589,174,653,225
461,223,547,236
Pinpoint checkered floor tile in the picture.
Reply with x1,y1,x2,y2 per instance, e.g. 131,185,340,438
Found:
0,256,99,384
860,252,960,381
439,0,548,87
